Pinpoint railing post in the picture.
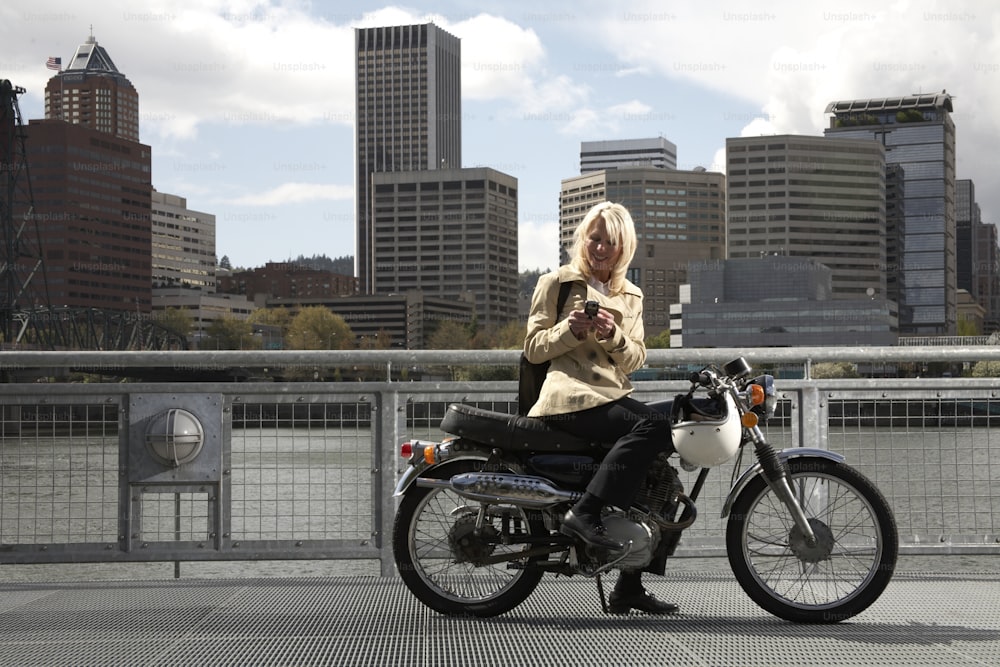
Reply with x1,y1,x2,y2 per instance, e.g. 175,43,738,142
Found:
376,387,405,576
797,383,828,450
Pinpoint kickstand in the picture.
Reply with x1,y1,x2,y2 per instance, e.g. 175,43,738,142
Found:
595,574,609,614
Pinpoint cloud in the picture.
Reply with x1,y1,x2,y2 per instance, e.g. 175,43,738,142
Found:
518,218,560,272
453,14,547,100
6,2,604,145
593,0,1000,215
226,182,353,206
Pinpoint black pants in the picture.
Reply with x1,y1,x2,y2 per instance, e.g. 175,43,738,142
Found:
543,396,674,509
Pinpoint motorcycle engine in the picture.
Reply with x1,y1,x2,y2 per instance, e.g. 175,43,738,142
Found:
600,513,659,569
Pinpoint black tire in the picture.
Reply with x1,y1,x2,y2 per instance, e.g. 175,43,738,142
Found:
392,459,547,616
726,457,898,623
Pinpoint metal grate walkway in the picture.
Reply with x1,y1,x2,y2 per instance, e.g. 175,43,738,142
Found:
1,571,998,666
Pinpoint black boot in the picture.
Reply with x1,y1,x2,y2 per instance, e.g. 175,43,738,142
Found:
608,570,679,615
560,492,623,550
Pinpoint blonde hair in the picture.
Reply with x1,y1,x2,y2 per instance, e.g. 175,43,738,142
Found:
569,201,637,294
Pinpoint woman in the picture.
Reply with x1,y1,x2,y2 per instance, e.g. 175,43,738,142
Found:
523,201,677,615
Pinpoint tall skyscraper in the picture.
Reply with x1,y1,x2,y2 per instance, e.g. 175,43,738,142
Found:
956,179,1000,333
825,93,956,335
17,34,151,313
974,222,1000,333
44,33,140,141
354,23,461,293
560,166,726,334
580,137,677,173
726,134,888,301
956,179,980,295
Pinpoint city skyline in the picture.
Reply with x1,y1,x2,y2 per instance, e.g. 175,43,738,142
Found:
2,0,998,274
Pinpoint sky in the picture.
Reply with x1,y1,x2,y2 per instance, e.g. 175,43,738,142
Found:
2,0,999,274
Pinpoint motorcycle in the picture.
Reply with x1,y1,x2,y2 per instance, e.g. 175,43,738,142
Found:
391,357,898,623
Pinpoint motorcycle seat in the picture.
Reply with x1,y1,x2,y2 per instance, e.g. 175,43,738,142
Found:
439,403,604,452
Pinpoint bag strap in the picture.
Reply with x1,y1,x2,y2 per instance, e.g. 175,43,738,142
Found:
555,280,572,319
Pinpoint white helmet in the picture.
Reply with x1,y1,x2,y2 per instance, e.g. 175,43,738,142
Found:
672,393,742,468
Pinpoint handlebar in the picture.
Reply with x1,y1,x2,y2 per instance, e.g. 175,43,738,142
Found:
689,370,713,387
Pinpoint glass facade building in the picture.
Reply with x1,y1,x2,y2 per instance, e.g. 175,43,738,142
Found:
824,94,956,335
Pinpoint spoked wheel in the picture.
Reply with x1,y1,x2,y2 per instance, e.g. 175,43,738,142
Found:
392,460,547,616
726,457,898,623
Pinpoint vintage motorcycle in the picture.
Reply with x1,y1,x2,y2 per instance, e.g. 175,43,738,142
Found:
392,357,898,623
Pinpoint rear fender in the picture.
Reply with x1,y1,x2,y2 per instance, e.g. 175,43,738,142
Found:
392,439,493,497
720,448,845,518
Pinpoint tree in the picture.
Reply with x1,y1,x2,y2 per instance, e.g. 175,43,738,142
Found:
494,320,527,349
285,306,354,350
957,318,980,336
249,306,292,333
427,319,472,349
645,330,671,349
969,360,1000,377
810,362,859,379
219,255,232,270
156,308,194,339
199,316,259,350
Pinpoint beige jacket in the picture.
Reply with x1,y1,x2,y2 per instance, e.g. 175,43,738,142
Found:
523,265,646,417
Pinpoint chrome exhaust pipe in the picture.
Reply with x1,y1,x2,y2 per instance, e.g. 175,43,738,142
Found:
416,472,580,508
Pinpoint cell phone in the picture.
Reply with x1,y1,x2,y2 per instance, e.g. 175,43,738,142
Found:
584,300,600,318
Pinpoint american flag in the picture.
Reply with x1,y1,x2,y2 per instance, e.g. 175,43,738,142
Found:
46,56,61,71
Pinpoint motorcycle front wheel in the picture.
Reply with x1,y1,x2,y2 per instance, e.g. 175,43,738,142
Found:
726,456,898,623
392,459,547,616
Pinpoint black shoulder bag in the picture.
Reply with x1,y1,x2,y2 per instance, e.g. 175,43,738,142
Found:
517,281,572,415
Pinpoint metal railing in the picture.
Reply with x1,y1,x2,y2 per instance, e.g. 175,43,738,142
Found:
1,347,999,578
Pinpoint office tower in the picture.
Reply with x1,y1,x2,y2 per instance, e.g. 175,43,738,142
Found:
974,222,1000,333
580,137,677,173
371,167,517,328
956,179,979,295
17,36,151,313
726,135,887,301
825,93,956,335
44,33,139,141
355,23,461,294
151,190,217,292
21,118,152,311
956,179,1000,333
560,166,726,334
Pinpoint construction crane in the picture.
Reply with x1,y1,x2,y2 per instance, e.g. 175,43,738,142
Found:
0,79,54,348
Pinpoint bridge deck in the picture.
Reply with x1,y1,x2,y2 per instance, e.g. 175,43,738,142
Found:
1,560,998,666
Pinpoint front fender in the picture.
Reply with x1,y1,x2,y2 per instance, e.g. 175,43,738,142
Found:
720,448,845,519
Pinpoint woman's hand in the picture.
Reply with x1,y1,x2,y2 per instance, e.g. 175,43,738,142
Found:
567,307,615,341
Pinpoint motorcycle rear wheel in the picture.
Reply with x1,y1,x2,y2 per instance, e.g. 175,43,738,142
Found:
393,459,547,616
726,457,898,623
